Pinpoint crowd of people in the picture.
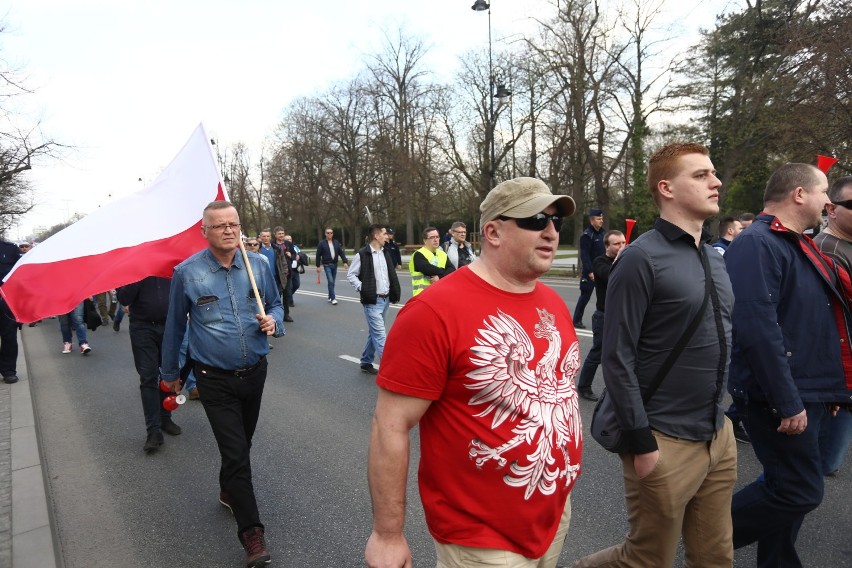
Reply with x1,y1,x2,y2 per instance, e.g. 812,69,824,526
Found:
1,141,851,568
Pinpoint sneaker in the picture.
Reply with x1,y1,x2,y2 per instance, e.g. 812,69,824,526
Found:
160,417,182,436
219,491,234,514
113,319,121,332
143,431,164,453
239,527,271,567
62,342,72,354
188,388,200,400
732,420,751,444
80,343,92,355
331,299,338,305
360,364,378,375
327,298,332,303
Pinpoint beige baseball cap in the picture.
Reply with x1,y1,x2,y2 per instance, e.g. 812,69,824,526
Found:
479,177,576,228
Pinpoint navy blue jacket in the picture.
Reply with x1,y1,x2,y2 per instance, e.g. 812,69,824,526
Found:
579,225,605,276
726,214,852,417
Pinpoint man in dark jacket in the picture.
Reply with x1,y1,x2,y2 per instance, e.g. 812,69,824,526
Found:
384,228,402,269
573,208,605,328
316,228,349,305
347,224,401,374
575,229,625,401
726,163,852,567
0,239,22,384
273,226,294,322
116,276,182,453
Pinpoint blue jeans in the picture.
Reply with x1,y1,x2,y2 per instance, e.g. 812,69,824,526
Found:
58,302,88,345
820,408,852,474
576,309,603,390
113,302,125,324
323,264,338,300
360,297,389,366
732,399,830,567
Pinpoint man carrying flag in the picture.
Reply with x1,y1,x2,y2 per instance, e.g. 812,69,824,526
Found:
160,200,284,568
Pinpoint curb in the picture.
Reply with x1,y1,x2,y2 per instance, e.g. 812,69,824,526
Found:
10,329,60,568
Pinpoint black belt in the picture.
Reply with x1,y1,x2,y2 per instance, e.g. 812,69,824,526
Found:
132,319,167,326
377,293,389,298
195,356,266,378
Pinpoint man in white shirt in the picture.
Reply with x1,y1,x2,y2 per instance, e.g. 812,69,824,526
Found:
347,224,401,374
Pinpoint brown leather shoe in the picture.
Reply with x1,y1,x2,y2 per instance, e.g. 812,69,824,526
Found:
188,388,200,400
239,526,271,567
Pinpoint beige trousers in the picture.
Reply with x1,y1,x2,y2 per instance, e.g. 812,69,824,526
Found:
435,498,572,568
573,420,737,568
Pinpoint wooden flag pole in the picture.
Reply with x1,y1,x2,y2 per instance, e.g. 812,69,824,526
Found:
238,239,266,318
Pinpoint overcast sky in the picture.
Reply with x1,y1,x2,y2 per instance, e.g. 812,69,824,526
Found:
3,0,735,239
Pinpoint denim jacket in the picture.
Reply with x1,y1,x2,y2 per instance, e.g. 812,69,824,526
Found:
160,248,284,380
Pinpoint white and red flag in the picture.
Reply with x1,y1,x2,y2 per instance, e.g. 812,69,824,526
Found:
1,123,226,323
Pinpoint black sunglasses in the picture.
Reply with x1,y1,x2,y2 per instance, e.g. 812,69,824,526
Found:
498,213,563,232
246,242,259,246
831,200,852,209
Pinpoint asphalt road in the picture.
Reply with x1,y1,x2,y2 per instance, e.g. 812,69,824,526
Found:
21,272,851,567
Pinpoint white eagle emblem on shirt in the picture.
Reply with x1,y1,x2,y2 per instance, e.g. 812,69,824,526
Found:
466,308,581,499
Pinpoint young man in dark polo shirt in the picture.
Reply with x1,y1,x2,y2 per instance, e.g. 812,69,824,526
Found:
574,143,736,568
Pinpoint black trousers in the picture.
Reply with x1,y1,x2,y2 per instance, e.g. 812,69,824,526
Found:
0,298,18,378
128,320,171,433
573,277,595,324
196,358,268,535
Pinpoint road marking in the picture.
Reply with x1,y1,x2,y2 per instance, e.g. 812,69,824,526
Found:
339,355,362,365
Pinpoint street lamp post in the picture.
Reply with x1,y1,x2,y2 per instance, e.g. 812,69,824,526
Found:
472,0,511,190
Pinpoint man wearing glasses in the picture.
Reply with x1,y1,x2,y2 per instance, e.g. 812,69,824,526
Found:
442,221,476,269
160,201,284,567
812,175,852,479
408,227,454,297
366,178,582,568
316,228,348,305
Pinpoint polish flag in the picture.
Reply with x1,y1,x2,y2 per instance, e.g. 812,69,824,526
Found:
1,123,226,323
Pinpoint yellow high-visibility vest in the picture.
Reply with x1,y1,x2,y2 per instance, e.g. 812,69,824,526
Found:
409,246,448,296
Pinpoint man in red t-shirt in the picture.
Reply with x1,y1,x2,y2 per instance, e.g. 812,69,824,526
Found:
365,177,583,568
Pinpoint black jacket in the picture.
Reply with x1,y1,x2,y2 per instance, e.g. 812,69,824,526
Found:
316,239,348,266
116,276,171,323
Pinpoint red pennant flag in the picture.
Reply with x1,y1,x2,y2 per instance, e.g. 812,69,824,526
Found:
817,155,838,174
625,219,636,244
1,124,226,323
